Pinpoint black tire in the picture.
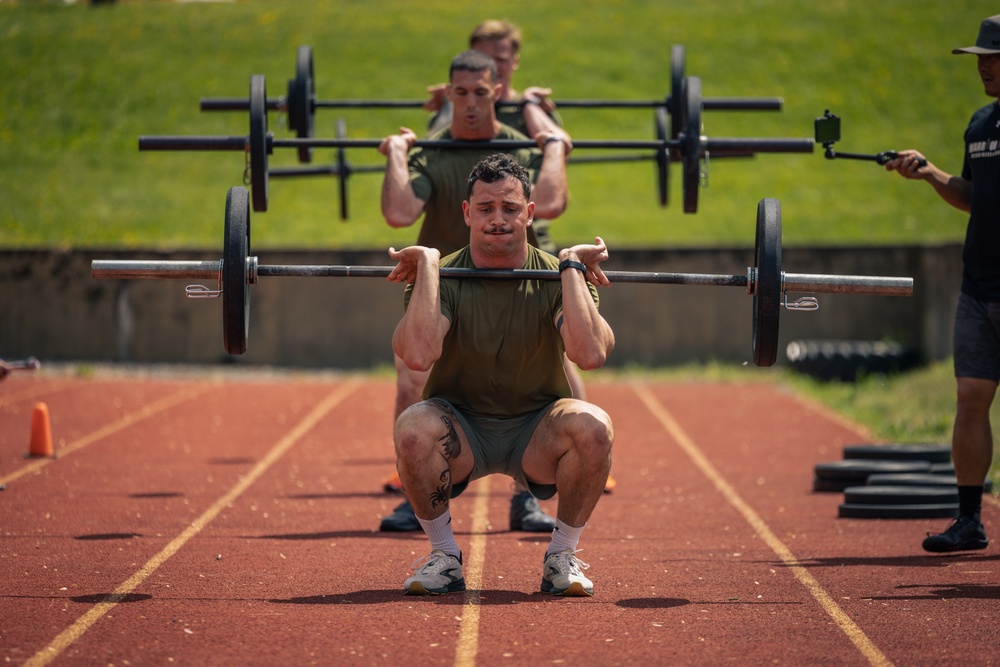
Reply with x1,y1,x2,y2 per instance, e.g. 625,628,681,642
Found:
785,339,922,381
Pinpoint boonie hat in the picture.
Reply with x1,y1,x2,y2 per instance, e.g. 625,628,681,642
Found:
953,15,1000,55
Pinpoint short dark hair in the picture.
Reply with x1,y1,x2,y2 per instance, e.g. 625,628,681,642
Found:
467,153,532,200
449,49,498,82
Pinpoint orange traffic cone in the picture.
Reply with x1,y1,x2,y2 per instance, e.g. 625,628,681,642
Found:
26,402,54,458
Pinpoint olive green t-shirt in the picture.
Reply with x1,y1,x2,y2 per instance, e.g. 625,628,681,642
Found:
403,245,600,418
409,125,543,256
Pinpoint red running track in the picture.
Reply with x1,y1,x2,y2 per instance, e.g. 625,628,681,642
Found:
0,369,997,666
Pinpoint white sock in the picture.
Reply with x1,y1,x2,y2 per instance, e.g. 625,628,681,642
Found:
546,518,586,557
417,509,461,559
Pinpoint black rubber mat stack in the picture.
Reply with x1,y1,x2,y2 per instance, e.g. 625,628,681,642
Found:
811,444,986,519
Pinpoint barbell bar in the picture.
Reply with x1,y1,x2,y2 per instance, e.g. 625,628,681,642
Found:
142,74,814,214
199,44,783,161
270,112,753,220
90,187,914,367
216,43,772,214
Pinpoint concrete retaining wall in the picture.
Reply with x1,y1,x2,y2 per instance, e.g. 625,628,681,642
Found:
0,245,962,370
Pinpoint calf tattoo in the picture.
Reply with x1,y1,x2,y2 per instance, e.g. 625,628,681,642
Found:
430,467,450,508
427,399,461,460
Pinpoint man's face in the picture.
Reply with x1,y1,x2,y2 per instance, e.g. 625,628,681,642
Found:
463,175,533,258
474,38,519,95
978,53,1000,98
446,68,501,138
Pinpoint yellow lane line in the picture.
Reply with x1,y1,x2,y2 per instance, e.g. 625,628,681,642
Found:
1,385,210,488
632,383,895,667
453,476,492,667
24,380,359,667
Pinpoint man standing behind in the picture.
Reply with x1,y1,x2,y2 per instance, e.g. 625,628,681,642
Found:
885,15,1000,553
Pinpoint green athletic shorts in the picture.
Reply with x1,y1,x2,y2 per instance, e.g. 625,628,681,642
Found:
440,399,558,501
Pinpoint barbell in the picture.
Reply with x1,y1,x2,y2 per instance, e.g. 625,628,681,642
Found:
0,356,40,383
140,74,815,215
199,44,784,165
90,187,913,367
266,116,747,221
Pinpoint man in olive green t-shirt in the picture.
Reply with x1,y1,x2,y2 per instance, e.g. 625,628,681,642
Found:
386,154,614,597
377,49,573,534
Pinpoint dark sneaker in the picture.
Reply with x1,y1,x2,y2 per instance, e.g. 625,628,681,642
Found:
509,491,556,532
379,500,422,532
922,515,988,553
404,550,465,595
541,550,594,596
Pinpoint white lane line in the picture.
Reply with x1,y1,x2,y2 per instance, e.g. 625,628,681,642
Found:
1,385,210,488
632,383,895,667
24,380,359,667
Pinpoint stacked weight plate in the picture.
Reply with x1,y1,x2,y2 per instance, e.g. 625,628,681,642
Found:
812,444,980,519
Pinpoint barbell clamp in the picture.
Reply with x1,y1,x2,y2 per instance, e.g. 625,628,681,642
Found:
783,294,820,311
247,256,259,285
185,284,222,299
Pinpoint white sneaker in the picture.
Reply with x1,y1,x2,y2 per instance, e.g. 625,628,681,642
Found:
403,550,465,595
541,550,593,596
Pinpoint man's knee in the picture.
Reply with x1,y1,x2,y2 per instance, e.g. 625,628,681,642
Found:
569,407,614,463
956,377,998,416
395,402,445,457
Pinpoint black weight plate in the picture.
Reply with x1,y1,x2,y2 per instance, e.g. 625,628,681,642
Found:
866,473,958,487
866,473,994,493
654,106,669,207
681,76,701,214
222,186,250,355
668,44,685,143
249,74,269,212
843,443,951,463
752,198,781,366
837,503,958,520
843,485,959,505
813,477,853,493
293,45,314,163
814,459,932,481
336,117,349,220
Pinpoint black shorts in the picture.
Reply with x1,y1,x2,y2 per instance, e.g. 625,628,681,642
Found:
441,400,558,501
953,292,1000,382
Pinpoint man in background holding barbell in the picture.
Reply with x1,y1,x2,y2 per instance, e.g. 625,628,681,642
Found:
387,153,614,595
377,48,572,534
423,19,601,414
885,14,1000,553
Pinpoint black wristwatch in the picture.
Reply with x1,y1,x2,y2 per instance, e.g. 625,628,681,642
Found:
559,259,586,275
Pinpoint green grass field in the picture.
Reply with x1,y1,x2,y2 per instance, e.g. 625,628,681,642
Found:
3,0,999,481
1,0,996,250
